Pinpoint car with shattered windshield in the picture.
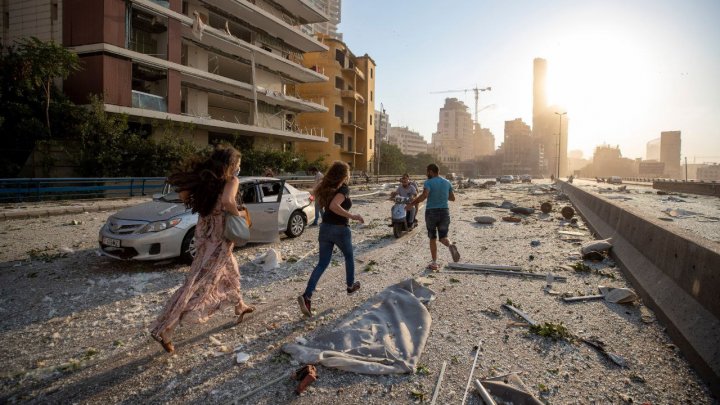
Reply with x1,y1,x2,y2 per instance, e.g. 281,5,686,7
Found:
98,177,314,262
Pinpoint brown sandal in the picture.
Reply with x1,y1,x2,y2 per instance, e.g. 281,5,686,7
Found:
235,305,256,324
151,332,175,354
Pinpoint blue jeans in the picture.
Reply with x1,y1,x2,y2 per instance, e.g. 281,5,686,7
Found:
425,208,450,239
303,223,355,298
406,206,416,225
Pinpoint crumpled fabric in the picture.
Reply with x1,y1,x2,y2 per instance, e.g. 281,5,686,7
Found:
283,279,434,374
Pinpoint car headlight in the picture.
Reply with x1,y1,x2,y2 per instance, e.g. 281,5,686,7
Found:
138,218,182,233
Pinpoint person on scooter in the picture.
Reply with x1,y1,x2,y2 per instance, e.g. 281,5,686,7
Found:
390,174,418,227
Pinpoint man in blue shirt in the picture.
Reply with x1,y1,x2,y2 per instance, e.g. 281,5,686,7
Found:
406,163,460,271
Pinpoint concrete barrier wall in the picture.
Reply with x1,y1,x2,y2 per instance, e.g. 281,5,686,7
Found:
653,180,720,197
560,181,720,397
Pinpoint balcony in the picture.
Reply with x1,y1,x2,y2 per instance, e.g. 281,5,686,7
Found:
132,90,167,112
341,120,364,130
342,65,365,81
341,147,364,156
341,89,365,104
200,0,327,53
130,0,326,83
272,0,329,24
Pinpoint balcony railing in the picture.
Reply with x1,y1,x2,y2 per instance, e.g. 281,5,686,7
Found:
341,65,365,80
341,90,365,104
132,90,167,112
341,120,364,130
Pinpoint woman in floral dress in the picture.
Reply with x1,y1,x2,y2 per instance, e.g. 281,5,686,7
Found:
150,145,254,354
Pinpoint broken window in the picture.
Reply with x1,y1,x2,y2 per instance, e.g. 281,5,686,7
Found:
132,63,167,112
334,133,344,148
335,76,344,90
335,49,345,67
335,105,344,119
128,5,168,59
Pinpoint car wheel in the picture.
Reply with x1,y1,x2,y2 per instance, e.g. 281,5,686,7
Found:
180,227,196,263
285,211,306,238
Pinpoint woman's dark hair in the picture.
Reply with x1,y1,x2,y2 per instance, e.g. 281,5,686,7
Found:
314,161,349,208
167,144,241,217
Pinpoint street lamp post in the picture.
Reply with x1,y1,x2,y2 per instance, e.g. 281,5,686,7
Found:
376,103,385,182
554,112,567,179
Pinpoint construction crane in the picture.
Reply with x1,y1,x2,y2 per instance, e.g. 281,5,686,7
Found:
430,85,492,124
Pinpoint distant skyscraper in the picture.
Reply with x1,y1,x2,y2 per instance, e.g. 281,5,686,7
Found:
531,57,568,176
660,131,681,178
646,138,661,161
532,58,548,129
375,109,390,142
304,0,342,40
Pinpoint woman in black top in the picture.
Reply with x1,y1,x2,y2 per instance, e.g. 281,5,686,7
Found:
298,161,364,316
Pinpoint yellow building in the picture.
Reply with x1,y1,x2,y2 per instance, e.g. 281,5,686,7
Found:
291,35,376,172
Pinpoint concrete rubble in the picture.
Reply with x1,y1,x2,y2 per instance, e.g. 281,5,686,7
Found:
0,180,714,404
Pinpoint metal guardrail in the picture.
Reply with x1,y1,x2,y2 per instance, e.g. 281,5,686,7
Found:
0,177,167,203
0,174,425,203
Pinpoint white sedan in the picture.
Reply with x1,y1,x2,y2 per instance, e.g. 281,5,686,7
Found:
98,177,314,261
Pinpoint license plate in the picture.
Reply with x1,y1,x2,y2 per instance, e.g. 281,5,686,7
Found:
102,237,121,247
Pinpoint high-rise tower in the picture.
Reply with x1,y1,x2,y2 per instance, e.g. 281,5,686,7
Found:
532,58,568,177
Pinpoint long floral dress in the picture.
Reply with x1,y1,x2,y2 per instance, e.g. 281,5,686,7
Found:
151,198,242,337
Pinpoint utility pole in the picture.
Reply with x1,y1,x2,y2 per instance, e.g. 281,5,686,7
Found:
685,156,688,181
554,111,567,179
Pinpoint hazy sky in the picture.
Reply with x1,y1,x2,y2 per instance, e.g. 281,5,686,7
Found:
341,0,720,162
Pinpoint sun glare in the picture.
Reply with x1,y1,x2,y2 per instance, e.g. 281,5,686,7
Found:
544,27,659,143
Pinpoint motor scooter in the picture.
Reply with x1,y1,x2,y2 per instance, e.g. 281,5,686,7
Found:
391,196,416,238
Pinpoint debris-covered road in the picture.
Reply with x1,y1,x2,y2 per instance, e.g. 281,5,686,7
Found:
0,181,715,404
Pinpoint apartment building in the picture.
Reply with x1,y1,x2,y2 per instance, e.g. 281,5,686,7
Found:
660,130,682,178
292,35,375,171
431,98,474,173
3,0,332,149
387,126,427,156
302,0,341,40
500,118,542,175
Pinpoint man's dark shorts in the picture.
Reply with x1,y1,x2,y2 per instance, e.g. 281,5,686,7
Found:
425,208,450,240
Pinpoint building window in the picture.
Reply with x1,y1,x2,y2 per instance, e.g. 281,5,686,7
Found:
334,105,343,119
335,49,345,67
132,63,168,112
334,133,344,148
128,6,169,59
370,68,374,79
370,115,373,125
370,139,373,150
370,91,373,102
348,137,353,151
335,76,344,90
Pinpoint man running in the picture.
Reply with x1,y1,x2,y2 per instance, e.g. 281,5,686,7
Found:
406,163,460,271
